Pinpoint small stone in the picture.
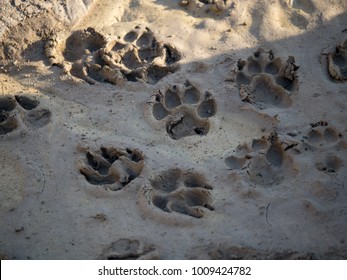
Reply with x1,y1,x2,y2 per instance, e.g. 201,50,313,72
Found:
15,226,24,233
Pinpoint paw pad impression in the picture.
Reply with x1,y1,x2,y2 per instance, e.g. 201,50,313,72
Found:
234,48,299,109
80,146,144,191
149,168,214,218
0,95,51,135
148,81,217,140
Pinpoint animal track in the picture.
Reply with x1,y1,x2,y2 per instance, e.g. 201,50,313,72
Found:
327,39,347,82
287,0,316,29
148,168,214,218
232,48,299,109
147,81,217,140
45,26,181,85
79,146,144,191
225,133,297,186
303,122,345,175
99,239,156,260
304,122,343,149
0,95,51,135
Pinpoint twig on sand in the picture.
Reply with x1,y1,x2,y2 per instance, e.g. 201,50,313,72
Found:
265,202,271,225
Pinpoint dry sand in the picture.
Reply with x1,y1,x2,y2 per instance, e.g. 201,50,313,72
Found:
0,0,347,259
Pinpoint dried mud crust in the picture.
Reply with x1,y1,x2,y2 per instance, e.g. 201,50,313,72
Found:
231,48,299,110
45,26,181,85
99,239,157,260
327,39,347,82
146,81,217,140
0,95,51,135
225,133,297,186
147,168,214,218
178,0,233,15
79,146,144,191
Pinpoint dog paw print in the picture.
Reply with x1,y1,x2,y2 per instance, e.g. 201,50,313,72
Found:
302,122,345,175
225,133,297,186
304,121,344,149
232,48,299,109
327,39,347,82
0,95,51,136
79,146,144,191
99,238,156,260
46,26,181,85
146,81,217,140
148,168,214,218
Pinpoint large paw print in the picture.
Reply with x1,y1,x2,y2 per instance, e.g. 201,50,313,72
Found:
149,168,214,218
0,95,51,135
225,133,297,186
233,48,299,109
147,81,217,140
79,146,144,191
46,26,181,85
327,39,347,82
